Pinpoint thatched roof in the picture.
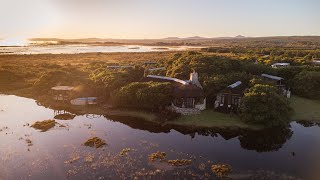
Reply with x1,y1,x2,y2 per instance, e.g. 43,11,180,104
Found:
146,75,188,85
145,74,204,98
173,84,204,98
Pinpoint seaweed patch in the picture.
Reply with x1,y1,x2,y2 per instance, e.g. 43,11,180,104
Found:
119,148,133,157
148,151,166,162
84,137,106,148
167,159,192,166
31,120,56,132
211,164,232,177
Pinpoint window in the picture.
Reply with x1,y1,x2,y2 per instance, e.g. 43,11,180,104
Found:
232,96,240,106
195,97,204,104
184,98,194,108
220,95,225,104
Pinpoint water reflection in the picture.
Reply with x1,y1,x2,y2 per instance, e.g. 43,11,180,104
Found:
13,96,316,154
296,120,320,127
54,110,76,120
1,95,320,179
105,114,294,152
0,45,202,55
85,114,102,119
238,127,293,152
104,115,171,133
37,98,299,153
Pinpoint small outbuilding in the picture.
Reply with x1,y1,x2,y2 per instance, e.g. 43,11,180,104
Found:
51,86,74,101
271,63,290,68
215,81,246,113
261,74,291,98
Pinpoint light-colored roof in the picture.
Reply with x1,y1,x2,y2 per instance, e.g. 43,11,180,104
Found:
148,67,165,71
76,97,97,100
261,74,284,81
51,86,74,91
271,63,290,66
228,81,242,88
147,75,189,85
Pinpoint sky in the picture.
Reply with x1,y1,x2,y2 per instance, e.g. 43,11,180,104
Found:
0,0,319,43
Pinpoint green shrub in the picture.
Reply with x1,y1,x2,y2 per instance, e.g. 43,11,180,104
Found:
292,71,320,99
240,84,292,127
112,82,172,109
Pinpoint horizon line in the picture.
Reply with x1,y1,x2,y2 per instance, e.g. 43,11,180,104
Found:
27,35,320,40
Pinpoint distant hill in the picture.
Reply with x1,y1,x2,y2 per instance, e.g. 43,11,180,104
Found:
162,36,207,40
235,35,246,38
162,37,181,40
185,36,207,40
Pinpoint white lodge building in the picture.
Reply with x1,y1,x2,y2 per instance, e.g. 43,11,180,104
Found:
146,71,206,115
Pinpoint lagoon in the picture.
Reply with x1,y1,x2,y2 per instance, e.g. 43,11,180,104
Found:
0,95,319,179
0,45,203,55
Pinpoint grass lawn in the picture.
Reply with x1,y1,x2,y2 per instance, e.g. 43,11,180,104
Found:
166,110,262,130
290,96,320,122
104,109,159,122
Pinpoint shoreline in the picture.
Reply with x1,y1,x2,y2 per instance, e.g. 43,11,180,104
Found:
0,91,303,131
0,44,205,56
0,90,261,131
1,91,320,133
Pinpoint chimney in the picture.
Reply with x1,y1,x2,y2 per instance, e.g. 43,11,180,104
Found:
190,71,203,89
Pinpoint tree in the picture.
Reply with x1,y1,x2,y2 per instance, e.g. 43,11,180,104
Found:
111,82,172,109
164,52,243,79
89,66,144,97
240,84,292,127
292,71,320,99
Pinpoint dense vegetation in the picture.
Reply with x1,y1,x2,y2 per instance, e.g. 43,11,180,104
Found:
1,45,320,127
240,84,292,127
89,65,144,97
111,82,172,109
292,71,320,99
160,51,320,101
157,51,319,126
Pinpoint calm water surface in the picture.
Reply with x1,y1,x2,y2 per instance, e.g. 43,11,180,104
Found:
0,45,203,55
0,95,319,180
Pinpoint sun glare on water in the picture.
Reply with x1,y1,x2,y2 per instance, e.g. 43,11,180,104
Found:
0,37,28,46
